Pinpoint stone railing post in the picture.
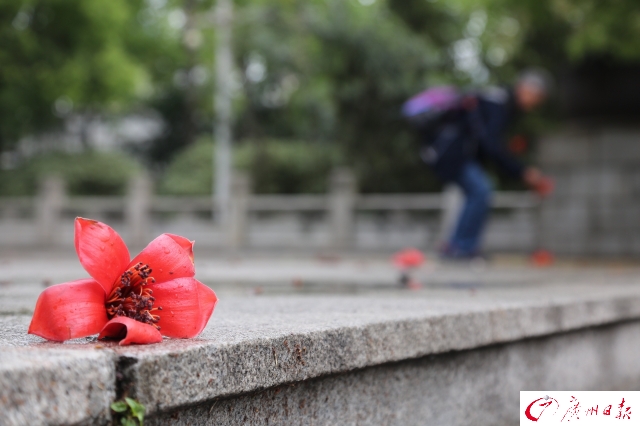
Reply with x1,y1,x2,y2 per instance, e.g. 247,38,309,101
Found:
227,172,251,249
125,173,152,247
437,184,463,246
36,175,66,245
328,168,357,250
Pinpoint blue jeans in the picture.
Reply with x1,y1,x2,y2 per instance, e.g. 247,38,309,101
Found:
448,162,492,256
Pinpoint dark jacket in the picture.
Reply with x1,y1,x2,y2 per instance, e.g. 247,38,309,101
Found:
420,86,525,182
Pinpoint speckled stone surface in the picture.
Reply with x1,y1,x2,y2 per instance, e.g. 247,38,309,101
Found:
4,283,640,418
3,254,640,423
147,321,640,426
110,286,640,415
0,347,115,426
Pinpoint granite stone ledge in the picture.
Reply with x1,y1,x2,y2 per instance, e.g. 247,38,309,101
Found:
146,321,640,426
0,347,116,426
3,282,640,421
110,285,640,416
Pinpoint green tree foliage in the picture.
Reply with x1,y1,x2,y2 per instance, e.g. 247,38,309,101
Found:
159,138,214,195
234,0,450,192
556,0,640,60
0,151,140,196
133,0,217,164
439,0,640,78
2,0,640,195
160,138,340,195
0,0,150,151
238,139,341,194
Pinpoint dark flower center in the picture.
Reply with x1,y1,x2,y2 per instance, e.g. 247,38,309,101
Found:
105,262,162,329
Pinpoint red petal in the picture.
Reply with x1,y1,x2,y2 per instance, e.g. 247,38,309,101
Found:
128,234,195,284
98,317,163,346
75,218,130,294
196,281,218,333
28,279,107,342
393,248,425,268
150,278,217,338
166,234,195,263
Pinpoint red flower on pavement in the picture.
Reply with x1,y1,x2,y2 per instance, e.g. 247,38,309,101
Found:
534,177,554,198
530,249,554,268
28,218,218,345
393,248,426,269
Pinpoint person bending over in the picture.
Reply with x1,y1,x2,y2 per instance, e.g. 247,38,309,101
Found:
419,70,553,259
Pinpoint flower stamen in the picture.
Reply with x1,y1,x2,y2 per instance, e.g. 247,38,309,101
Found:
106,263,162,329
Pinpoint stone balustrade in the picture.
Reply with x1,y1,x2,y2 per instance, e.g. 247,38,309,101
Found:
0,170,540,251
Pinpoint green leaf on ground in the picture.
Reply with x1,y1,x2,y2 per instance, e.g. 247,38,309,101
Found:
125,397,146,424
110,401,128,413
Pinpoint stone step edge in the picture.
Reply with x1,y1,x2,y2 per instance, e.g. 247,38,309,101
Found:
115,294,640,415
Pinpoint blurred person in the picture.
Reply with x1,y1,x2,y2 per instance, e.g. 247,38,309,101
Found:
406,70,554,260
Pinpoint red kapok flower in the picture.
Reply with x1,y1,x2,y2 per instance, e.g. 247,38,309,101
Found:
531,249,554,268
393,248,426,269
28,218,218,345
534,177,554,198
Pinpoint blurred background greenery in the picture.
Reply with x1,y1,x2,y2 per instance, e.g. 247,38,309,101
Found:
1,0,639,196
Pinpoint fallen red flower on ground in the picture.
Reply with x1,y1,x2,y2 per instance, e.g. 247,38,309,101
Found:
531,249,554,268
393,248,426,269
28,218,218,345
534,177,555,197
